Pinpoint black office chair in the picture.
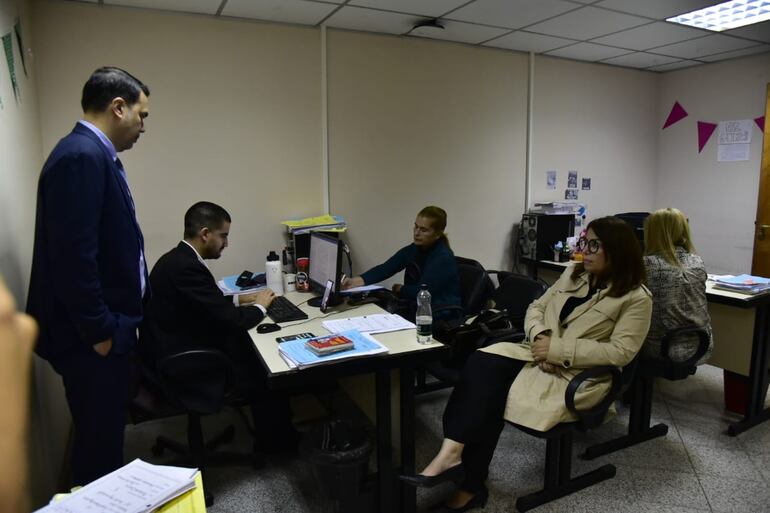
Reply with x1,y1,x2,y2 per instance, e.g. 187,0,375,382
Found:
581,326,710,460
489,273,549,332
130,349,260,507
416,260,527,394
510,364,631,511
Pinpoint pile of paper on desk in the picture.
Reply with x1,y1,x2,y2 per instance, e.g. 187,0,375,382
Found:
712,274,770,295
36,459,203,513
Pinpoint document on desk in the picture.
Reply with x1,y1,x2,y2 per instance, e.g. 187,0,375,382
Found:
278,329,388,369
340,284,385,295
36,459,198,513
323,313,415,335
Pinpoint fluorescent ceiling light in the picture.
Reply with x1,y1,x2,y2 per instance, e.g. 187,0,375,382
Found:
667,0,770,31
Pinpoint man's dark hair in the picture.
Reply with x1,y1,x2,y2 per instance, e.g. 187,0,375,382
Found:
571,215,646,297
184,202,231,239
81,67,150,113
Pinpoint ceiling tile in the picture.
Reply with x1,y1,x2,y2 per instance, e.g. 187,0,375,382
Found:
592,21,706,50
348,0,469,18
410,18,511,44
647,59,702,71
724,20,770,44
699,44,770,61
651,33,758,58
483,30,575,52
594,0,722,20
601,51,681,68
446,0,580,30
324,6,423,34
527,6,649,40
221,0,337,25
105,0,220,14
545,41,631,60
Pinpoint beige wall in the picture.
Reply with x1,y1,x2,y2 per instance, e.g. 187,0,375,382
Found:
33,0,324,279
327,30,528,273
656,52,770,275
532,56,659,220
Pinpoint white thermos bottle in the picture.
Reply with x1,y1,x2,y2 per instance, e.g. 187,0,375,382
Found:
265,251,284,295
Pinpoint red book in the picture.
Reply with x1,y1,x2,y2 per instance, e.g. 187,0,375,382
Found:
306,334,355,356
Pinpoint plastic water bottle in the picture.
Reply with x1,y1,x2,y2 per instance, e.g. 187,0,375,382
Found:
416,284,432,344
265,251,284,295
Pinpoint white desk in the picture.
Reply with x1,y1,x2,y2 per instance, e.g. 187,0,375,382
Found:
248,292,447,513
703,283,770,436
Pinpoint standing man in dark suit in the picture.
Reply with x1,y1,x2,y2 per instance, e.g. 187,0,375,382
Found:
27,67,150,486
140,201,299,453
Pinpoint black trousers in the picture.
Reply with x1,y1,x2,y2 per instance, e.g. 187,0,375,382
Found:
227,332,296,446
443,351,525,493
54,349,131,486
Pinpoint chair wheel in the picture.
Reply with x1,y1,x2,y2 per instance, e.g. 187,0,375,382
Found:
151,444,164,457
204,490,214,507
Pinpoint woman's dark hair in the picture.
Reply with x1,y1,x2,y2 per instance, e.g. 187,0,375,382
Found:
571,216,646,297
184,201,231,238
81,67,150,113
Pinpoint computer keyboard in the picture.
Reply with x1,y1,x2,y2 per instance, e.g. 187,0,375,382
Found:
267,296,308,323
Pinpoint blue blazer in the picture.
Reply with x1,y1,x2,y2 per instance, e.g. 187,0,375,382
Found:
27,123,147,363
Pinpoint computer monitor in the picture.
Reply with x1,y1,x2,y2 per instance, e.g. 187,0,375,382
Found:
307,232,343,308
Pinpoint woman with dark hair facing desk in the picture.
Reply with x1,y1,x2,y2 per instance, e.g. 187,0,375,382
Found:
400,216,652,513
341,206,461,320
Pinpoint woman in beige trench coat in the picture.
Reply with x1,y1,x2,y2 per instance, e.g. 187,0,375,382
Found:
401,216,652,513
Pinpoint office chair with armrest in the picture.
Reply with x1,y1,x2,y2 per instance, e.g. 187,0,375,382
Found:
416,258,516,394
489,273,549,332
130,349,260,507
511,364,630,511
581,326,710,460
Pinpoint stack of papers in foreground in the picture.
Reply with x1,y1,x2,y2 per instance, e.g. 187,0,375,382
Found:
217,273,266,296
37,459,200,513
322,313,415,335
278,329,388,369
713,274,770,295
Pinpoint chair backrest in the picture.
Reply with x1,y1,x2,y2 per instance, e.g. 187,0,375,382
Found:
492,273,549,328
643,326,711,380
156,349,235,415
455,256,495,317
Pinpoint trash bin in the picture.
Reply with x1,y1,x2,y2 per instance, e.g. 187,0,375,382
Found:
308,420,373,513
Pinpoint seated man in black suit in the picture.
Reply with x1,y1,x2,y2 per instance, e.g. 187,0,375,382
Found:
139,201,299,453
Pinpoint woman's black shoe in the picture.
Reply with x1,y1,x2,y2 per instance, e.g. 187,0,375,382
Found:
399,464,464,488
430,487,489,513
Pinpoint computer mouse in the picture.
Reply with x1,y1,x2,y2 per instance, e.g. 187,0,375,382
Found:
257,323,281,334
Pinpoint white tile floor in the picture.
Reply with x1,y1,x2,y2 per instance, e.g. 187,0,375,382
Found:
124,364,770,512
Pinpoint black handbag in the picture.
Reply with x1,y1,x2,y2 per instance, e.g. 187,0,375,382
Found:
434,310,514,368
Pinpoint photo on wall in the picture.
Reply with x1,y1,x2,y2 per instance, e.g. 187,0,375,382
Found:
567,170,578,189
547,170,557,190
582,178,591,190
565,189,578,200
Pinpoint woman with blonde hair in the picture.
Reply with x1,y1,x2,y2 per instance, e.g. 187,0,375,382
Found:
642,208,712,363
342,206,461,319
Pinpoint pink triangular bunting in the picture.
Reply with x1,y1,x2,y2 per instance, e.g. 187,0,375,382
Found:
697,121,717,153
663,101,688,129
755,116,765,132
